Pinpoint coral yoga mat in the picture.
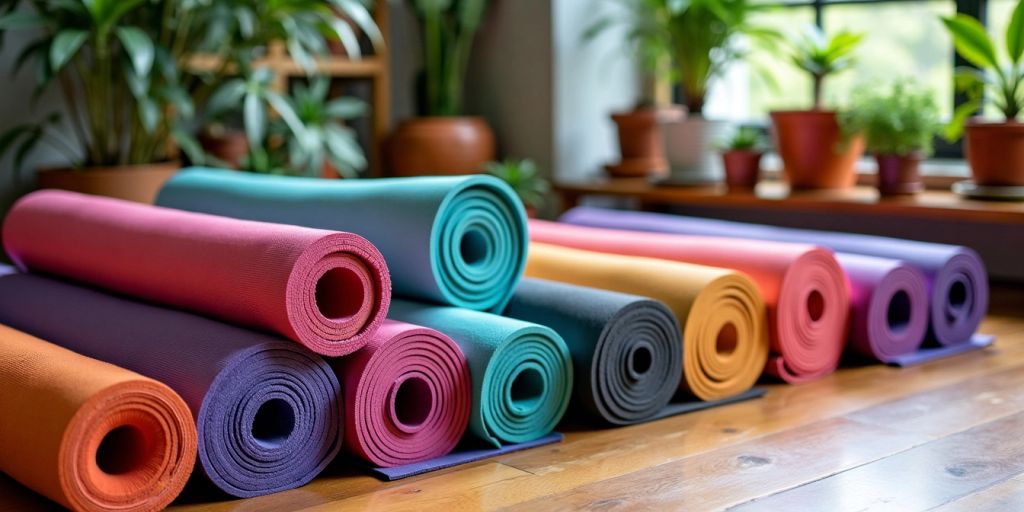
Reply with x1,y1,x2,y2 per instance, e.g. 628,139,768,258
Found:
157,168,527,312
0,325,196,512
2,190,390,357
525,242,768,399
387,300,573,447
530,220,850,384
0,273,343,498
335,320,471,467
562,207,987,347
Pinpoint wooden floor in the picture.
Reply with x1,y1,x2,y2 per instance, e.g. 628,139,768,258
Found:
4,286,1024,511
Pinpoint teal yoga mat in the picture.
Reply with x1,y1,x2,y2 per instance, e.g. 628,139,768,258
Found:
157,168,528,312
387,299,573,447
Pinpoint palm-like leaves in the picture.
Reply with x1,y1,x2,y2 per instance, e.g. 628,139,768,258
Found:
787,25,863,109
408,0,490,116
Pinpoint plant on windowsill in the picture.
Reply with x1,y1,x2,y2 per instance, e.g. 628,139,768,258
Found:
941,0,1024,186
716,126,768,190
484,158,549,217
840,80,942,196
771,25,866,190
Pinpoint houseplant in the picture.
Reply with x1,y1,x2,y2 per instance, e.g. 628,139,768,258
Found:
0,0,379,202
484,158,549,217
388,0,495,177
941,0,1024,186
717,125,767,189
771,26,866,189
840,81,941,195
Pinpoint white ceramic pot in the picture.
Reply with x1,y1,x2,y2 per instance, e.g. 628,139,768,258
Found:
658,117,729,186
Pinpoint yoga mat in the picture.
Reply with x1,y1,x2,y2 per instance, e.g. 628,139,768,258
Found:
335,320,472,467
2,189,390,357
369,433,564,481
530,220,850,384
0,324,196,512
562,206,988,347
0,273,343,498
888,334,995,367
386,300,573,447
503,278,683,425
156,167,527,312
525,242,768,400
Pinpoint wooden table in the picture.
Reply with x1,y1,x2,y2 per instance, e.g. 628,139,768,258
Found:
556,179,1024,225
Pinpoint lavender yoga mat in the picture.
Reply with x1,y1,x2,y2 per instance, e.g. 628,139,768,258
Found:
0,273,343,498
562,207,989,348
369,433,564,481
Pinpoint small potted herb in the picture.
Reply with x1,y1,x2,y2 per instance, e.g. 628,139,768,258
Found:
484,159,550,217
718,126,768,190
840,81,941,195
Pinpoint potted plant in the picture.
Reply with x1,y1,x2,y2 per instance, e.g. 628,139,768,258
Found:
941,0,1024,186
585,0,686,178
388,0,496,177
0,0,379,202
839,81,941,195
484,158,549,217
717,126,767,190
771,26,866,189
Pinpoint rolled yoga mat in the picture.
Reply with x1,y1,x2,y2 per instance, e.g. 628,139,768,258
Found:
0,273,343,498
562,206,988,347
335,320,472,467
387,300,573,447
0,324,196,512
2,189,391,357
530,220,850,384
526,242,768,400
156,167,527,312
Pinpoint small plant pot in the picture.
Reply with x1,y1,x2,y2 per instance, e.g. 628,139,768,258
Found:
608,106,686,178
964,120,1024,186
35,161,180,204
722,150,763,190
771,110,865,189
875,153,924,196
386,117,496,177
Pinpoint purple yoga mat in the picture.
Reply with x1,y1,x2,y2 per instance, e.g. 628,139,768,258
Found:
369,433,564,480
0,273,342,498
562,207,989,349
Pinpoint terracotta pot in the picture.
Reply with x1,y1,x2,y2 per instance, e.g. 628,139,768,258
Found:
964,120,1024,186
771,110,865,189
608,106,686,178
875,152,923,196
722,150,763,190
387,117,496,177
198,130,249,169
36,161,180,204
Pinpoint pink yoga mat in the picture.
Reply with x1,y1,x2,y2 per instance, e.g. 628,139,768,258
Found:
529,220,850,383
2,190,391,356
335,320,471,467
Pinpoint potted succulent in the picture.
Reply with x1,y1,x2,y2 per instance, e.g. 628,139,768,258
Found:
941,0,1024,186
771,26,866,189
0,0,379,202
717,126,768,190
484,158,549,217
840,81,941,195
388,0,496,177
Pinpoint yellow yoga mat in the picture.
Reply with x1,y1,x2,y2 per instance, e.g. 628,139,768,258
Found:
526,243,768,401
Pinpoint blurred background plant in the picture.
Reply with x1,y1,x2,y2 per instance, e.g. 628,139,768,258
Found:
484,158,549,212
786,25,864,110
718,125,769,152
840,80,942,156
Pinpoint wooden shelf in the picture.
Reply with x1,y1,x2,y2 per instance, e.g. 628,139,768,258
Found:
185,54,386,78
556,178,1024,225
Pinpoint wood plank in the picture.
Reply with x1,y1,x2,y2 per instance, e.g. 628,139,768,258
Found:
931,473,1024,511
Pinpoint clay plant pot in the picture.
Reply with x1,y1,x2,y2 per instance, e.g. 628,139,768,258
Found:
964,120,1024,186
387,117,496,177
722,150,763,190
198,129,249,169
35,161,180,204
875,152,924,196
771,110,865,189
607,106,686,178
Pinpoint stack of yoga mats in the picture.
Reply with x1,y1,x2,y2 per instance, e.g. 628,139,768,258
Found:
525,242,768,400
529,220,850,383
0,324,196,512
156,167,528,312
561,207,991,362
0,273,344,498
3,190,391,357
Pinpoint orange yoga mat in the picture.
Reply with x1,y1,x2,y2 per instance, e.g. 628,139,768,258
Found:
529,220,850,383
0,324,196,512
525,242,767,401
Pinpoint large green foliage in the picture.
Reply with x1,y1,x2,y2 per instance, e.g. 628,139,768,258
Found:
839,80,942,156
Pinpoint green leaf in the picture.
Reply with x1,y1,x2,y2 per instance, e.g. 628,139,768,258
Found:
944,99,982,141
0,12,45,30
941,14,1000,70
139,97,160,134
244,91,267,148
458,0,488,32
206,79,247,116
0,123,36,161
171,127,205,166
50,30,88,72
325,97,366,119
330,0,384,50
116,26,154,76
1008,0,1024,64
264,90,307,142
